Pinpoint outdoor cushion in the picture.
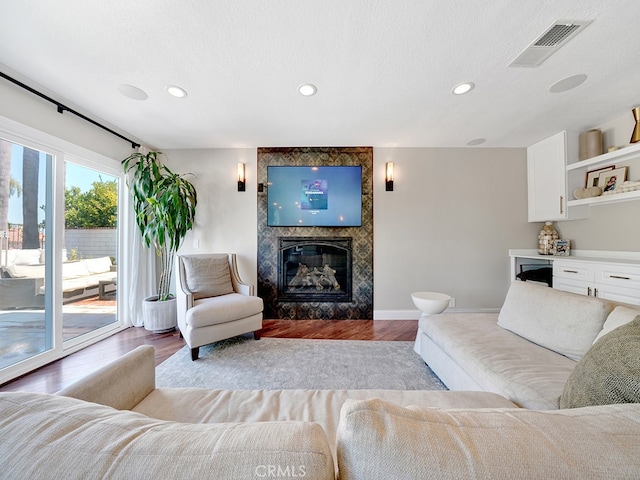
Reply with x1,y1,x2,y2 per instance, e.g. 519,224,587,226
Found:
83,256,112,275
13,249,42,265
5,264,45,278
63,261,92,279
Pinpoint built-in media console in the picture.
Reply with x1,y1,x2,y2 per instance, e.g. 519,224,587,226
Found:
267,165,362,227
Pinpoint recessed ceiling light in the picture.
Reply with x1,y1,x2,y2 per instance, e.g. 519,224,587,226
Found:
467,138,486,146
452,82,475,95
298,83,317,96
118,84,148,101
549,74,587,93
165,85,188,98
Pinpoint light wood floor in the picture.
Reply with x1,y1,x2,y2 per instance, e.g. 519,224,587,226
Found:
0,319,418,394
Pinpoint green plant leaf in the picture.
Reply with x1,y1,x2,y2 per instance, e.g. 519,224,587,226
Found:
122,151,198,300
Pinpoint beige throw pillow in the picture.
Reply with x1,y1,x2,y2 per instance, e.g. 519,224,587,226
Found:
593,305,640,344
181,254,234,300
559,315,640,409
497,281,611,361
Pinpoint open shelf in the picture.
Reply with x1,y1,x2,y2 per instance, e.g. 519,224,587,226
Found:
566,142,640,171
567,189,640,207
566,141,640,208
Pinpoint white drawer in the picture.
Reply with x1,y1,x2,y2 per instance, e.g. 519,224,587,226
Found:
594,264,640,289
553,261,594,282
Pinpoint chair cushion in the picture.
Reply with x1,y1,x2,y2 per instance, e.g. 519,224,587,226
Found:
419,313,576,410
187,293,264,328
559,315,640,409
181,254,234,300
497,281,611,361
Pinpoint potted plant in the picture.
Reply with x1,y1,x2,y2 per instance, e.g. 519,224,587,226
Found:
122,151,197,332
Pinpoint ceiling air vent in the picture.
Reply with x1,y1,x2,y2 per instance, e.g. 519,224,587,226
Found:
509,20,592,68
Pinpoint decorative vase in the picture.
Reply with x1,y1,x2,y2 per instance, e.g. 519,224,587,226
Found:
631,107,640,144
538,221,559,255
579,129,603,160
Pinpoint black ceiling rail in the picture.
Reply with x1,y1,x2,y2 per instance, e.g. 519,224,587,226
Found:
0,71,140,149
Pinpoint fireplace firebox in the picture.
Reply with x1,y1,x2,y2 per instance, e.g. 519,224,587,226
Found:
278,237,352,302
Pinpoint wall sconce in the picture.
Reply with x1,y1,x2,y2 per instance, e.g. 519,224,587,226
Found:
237,162,246,191
385,162,394,191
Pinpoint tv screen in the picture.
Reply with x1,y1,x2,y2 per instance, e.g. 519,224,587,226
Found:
267,166,362,227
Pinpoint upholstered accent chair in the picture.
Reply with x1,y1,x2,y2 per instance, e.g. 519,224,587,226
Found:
175,253,263,360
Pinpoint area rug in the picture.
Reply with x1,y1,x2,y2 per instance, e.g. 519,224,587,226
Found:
156,335,446,391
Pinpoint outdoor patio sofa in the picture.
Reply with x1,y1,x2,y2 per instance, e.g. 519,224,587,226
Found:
0,249,115,308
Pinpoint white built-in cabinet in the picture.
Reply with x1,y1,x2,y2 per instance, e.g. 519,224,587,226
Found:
527,131,587,221
509,250,640,306
527,130,640,222
553,259,640,306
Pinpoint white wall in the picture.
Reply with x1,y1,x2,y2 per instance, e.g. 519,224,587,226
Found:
373,147,540,315
555,201,640,251
165,146,539,316
163,148,259,286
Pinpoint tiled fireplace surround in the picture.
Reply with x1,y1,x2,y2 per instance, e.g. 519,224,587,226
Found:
257,147,373,319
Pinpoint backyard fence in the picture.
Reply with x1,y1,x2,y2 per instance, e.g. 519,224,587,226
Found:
0,225,117,261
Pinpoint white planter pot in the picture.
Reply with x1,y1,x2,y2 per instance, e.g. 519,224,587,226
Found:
143,295,177,333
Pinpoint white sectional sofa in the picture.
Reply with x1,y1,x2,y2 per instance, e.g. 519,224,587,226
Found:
1,317,640,480
415,280,639,409
0,250,115,308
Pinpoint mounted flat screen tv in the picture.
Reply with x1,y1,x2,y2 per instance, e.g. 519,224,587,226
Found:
267,166,362,227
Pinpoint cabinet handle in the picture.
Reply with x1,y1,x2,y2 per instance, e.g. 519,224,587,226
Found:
587,287,592,296
610,275,631,280
560,196,564,215
563,269,579,274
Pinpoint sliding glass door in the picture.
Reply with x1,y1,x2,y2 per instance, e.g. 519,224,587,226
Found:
0,139,52,369
62,161,118,344
0,131,125,383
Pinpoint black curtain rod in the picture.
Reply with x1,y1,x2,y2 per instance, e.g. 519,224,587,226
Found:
0,71,140,149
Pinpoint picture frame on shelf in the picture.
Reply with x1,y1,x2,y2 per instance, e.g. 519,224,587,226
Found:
598,166,628,192
554,239,570,256
585,165,614,188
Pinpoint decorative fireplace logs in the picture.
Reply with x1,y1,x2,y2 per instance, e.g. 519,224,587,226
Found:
288,263,341,292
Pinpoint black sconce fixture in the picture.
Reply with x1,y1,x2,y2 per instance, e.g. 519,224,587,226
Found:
237,163,246,191
385,161,394,191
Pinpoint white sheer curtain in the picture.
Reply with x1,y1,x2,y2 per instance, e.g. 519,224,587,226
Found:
123,147,157,327
126,226,156,327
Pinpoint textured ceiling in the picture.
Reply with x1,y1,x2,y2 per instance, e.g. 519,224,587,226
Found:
1,0,640,149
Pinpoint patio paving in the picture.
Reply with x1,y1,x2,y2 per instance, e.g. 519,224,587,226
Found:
0,296,117,370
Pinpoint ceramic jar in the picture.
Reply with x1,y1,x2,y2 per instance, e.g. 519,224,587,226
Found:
538,221,559,255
